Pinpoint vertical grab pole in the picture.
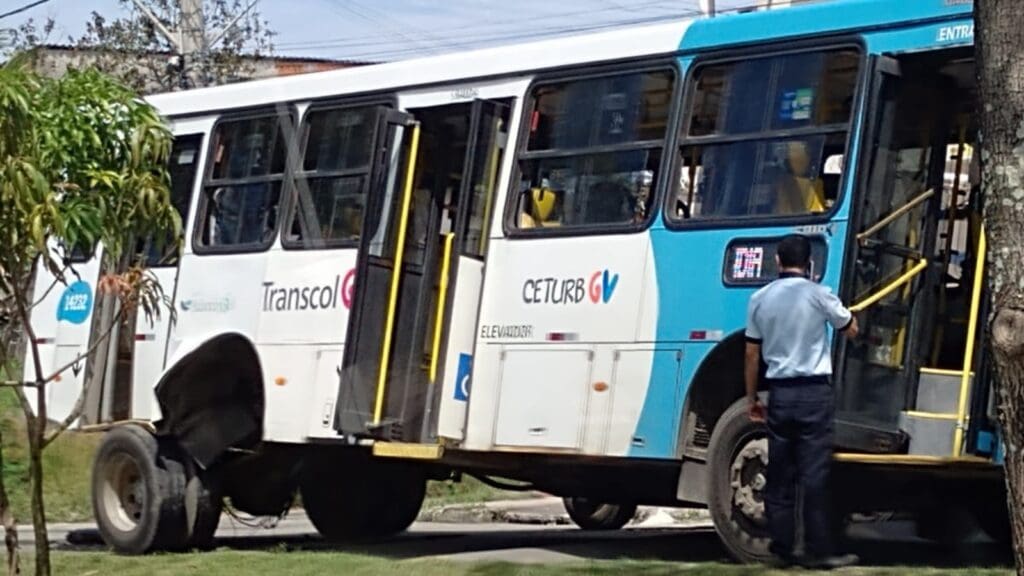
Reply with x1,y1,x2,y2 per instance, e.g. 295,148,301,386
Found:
429,233,456,384
372,123,421,425
953,225,986,456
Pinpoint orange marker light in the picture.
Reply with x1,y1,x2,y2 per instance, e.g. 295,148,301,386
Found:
593,382,609,392
274,377,287,386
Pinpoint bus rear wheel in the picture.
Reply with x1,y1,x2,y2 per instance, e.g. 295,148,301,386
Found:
563,497,637,530
707,398,773,564
300,451,425,541
92,426,187,554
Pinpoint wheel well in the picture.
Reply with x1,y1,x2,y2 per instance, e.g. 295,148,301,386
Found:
154,333,264,468
679,331,764,458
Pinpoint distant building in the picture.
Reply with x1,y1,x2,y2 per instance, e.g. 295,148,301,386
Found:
25,44,367,93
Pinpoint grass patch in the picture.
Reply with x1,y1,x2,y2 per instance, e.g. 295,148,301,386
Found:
42,551,1013,576
424,475,535,508
0,388,98,523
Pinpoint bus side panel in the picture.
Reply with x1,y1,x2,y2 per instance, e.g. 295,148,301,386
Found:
25,252,102,424
635,222,851,459
436,256,485,441
130,265,178,421
463,234,658,454
255,248,358,442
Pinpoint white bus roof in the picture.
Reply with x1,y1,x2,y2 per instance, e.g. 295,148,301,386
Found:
147,19,692,118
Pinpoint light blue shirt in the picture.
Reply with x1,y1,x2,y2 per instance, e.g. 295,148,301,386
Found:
745,274,852,379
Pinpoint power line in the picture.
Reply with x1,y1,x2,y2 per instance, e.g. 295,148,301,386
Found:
0,0,53,21
281,0,786,61
276,0,682,49
283,9,705,60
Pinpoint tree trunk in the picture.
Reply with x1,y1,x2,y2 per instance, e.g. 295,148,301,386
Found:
29,388,48,576
976,1,1024,572
0,430,19,576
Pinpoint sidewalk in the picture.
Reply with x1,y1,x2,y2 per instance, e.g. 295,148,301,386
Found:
419,495,711,528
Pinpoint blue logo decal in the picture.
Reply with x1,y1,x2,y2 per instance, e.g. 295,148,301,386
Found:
57,281,93,325
453,353,472,401
602,269,619,303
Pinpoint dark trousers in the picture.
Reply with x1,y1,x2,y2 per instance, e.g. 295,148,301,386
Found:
765,378,834,559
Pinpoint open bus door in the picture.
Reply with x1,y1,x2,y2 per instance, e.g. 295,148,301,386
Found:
335,100,510,442
335,109,419,439
835,50,991,457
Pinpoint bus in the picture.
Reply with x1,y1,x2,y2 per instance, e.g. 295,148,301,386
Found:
28,0,1004,560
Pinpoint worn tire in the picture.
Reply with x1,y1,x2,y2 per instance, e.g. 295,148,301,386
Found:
563,497,637,530
300,451,425,541
184,466,223,551
92,426,188,554
707,398,773,564
368,460,426,536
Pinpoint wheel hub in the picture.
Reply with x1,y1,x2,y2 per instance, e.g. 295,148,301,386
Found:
102,453,145,532
730,437,768,526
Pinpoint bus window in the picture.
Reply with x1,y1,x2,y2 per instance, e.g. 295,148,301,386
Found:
513,70,674,231
143,134,203,267
285,106,378,249
674,49,860,221
196,114,288,250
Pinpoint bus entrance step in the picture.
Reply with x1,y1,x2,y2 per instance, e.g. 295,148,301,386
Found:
899,411,956,456
916,368,971,413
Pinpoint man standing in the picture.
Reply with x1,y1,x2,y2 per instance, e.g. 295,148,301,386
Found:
744,234,859,569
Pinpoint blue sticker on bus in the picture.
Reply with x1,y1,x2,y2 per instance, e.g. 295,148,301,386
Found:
454,353,472,401
57,281,93,325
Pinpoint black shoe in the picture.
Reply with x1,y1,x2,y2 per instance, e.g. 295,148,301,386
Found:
800,553,859,570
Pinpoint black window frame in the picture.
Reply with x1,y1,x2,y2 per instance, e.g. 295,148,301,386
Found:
192,105,297,256
503,60,683,239
281,97,395,251
664,40,867,231
720,234,830,288
145,132,205,268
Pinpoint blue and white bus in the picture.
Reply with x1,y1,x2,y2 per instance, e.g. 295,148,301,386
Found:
30,0,1001,560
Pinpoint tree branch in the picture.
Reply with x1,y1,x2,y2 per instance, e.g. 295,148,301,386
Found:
42,385,88,448
29,263,71,309
0,382,39,388
42,304,125,385
43,288,131,446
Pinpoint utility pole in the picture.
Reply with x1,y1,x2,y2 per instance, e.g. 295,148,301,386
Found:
699,0,716,16
128,0,258,90
178,0,206,88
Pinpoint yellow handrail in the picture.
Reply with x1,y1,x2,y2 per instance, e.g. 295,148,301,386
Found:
953,226,986,457
429,233,455,384
849,258,928,313
372,123,421,425
856,189,935,241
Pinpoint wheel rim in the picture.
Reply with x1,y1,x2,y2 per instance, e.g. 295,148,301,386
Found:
729,434,768,531
101,453,145,533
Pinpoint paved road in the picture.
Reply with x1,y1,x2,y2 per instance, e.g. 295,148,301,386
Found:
30,510,1013,568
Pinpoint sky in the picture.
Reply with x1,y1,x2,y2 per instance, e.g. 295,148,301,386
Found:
2,0,759,62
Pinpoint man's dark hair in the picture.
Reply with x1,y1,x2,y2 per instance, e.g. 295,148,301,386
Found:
777,234,811,269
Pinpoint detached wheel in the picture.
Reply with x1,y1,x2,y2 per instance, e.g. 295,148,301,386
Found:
707,399,772,564
183,467,223,550
563,497,637,530
92,426,187,554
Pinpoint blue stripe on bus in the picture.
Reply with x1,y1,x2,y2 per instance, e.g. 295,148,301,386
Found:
679,0,972,52
631,221,849,459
